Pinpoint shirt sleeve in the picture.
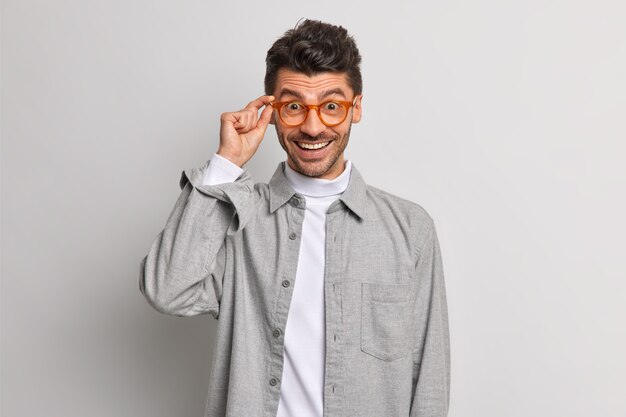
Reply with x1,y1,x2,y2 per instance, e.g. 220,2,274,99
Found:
203,153,245,185
139,158,255,319
409,219,451,416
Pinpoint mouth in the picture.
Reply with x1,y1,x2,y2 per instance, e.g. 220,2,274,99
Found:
295,141,331,150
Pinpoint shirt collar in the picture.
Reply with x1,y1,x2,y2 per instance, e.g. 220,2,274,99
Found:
268,160,368,220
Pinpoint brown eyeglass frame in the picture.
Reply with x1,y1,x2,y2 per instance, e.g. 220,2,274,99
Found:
270,97,358,127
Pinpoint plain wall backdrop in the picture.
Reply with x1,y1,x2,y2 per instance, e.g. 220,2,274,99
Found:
2,1,625,416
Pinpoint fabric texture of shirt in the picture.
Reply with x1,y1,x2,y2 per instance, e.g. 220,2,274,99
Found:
140,158,450,417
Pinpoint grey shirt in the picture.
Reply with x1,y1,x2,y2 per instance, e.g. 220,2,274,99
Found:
140,160,450,417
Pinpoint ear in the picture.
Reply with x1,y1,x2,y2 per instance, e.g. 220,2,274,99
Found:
269,111,276,125
351,95,363,124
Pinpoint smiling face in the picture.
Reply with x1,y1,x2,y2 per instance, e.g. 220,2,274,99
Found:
271,69,362,179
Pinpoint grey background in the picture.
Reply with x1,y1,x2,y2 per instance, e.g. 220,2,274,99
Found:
2,1,625,416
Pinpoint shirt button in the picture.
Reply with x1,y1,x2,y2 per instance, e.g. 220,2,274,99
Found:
289,232,297,240
282,280,290,288
273,329,281,337
269,378,278,386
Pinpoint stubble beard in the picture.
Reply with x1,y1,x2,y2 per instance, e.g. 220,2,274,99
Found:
277,125,351,178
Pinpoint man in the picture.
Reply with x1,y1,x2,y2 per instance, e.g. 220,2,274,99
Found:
140,19,450,417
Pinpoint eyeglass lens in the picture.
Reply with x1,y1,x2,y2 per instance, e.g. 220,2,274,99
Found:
280,102,348,126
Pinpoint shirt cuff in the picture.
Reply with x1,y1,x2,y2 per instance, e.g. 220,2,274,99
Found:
202,153,245,185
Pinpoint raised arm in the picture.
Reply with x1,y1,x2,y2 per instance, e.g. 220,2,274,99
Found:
139,95,273,318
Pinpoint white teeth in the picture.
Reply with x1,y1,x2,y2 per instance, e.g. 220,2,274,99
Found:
298,141,330,150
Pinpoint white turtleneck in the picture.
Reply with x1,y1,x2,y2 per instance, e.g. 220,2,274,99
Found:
203,153,352,417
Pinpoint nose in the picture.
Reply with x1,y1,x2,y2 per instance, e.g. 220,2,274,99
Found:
299,108,326,137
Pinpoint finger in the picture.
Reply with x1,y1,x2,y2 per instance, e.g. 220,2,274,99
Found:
253,104,274,135
244,95,275,112
235,110,257,132
231,112,246,130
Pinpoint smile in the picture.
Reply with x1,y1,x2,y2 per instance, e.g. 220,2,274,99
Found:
296,141,331,150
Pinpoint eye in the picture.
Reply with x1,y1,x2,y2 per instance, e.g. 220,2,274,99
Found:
323,102,340,112
287,102,304,111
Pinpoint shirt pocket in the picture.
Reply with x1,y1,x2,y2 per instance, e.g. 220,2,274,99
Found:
360,282,416,362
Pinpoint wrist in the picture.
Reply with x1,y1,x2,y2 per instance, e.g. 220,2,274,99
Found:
204,153,245,185
216,150,245,167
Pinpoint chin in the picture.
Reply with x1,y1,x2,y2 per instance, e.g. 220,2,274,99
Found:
292,158,339,178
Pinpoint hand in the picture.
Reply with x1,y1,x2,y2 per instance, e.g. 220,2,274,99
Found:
216,95,275,167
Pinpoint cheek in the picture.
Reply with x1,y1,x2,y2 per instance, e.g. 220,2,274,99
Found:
282,128,301,141
274,124,287,140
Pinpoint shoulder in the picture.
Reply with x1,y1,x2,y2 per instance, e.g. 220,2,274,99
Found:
252,181,270,199
365,184,436,253
366,185,433,224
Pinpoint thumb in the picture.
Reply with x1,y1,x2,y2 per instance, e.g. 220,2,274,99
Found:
255,104,274,134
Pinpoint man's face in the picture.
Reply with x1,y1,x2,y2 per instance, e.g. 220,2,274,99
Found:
271,69,362,179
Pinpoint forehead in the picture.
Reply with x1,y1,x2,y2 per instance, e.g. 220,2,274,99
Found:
274,69,353,99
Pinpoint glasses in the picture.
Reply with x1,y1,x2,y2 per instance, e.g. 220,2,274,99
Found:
271,97,358,127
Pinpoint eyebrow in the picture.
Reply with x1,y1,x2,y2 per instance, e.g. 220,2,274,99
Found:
278,87,348,101
320,88,348,100
278,88,304,100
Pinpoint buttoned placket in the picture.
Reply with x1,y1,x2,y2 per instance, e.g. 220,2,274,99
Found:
323,201,348,417
266,194,306,417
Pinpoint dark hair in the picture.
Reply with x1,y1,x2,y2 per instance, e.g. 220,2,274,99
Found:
264,19,362,96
